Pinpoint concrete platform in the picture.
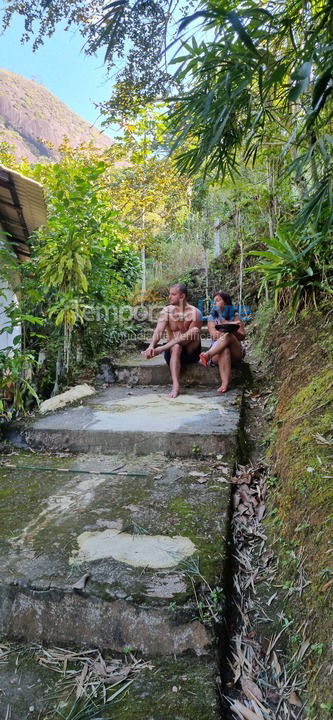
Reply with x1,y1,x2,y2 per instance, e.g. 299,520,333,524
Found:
113,351,251,387
0,646,220,720
0,452,232,655
16,385,242,457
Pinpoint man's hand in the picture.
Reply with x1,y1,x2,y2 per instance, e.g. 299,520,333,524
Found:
142,346,156,359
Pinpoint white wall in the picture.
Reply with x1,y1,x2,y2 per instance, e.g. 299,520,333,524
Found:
0,229,21,352
0,279,21,352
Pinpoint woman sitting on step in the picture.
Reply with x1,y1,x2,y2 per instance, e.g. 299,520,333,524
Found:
199,291,246,394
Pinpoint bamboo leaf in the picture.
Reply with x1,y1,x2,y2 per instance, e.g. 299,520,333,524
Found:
227,12,261,59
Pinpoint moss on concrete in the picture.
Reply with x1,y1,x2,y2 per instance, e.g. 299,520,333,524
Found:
0,645,59,720
0,453,72,542
252,303,333,718
0,648,220,720
108,656,220,720
0,452,230,611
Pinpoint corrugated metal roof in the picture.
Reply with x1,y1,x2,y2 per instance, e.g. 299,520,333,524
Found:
0,164,47,250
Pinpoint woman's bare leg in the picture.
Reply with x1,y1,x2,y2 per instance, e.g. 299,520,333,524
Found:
212,348,232,392
200,333,242,365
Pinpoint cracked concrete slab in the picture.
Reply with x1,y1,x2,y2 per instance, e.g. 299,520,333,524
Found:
0,451,233,655
17,385,242,456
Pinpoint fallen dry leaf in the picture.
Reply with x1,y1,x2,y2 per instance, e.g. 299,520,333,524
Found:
267,592,277,606
321,578,333,592
260,549,274,566
237,503,249,515
271,650,281,677
255,503,265,521
296,639,311,661
233,492,241,508
91,658,107,677
241,677,263,702
230,699,263,720
289,690,302,707
219,466,230,475
189,471,208,478
104,667,132,685
239,488,251,503
76,662,89,699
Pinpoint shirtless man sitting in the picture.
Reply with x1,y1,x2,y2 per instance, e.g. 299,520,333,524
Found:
142,283,202,398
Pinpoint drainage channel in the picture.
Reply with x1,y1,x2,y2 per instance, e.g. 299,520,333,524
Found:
217,393,253,719
218,390,308,720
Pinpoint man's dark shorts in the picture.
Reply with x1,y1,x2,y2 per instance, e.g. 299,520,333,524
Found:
164,343,201,366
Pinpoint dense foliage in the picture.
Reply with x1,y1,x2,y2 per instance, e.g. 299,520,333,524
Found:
168,1,333,311
0,141,142,412
4,0,333,312
0,127,193,415
1,4,332,712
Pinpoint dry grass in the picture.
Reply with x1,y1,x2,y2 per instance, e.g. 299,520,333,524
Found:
0,644,153,719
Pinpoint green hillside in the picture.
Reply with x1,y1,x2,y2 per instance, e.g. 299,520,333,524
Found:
0,68,112,162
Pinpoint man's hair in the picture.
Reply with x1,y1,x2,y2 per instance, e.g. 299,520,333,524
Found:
171,283,188,298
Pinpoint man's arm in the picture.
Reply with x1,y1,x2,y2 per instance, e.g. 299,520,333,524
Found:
143,307,168,358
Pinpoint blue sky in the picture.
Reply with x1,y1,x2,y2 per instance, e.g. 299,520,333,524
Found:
0,12,113,132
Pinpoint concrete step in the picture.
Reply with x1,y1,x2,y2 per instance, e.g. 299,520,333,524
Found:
0,645,220,719
15,385,242,457
0,451,232,657
111,352,251,388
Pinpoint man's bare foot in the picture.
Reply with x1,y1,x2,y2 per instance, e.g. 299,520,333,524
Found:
141,348,160,359
217,384,228,394
141,349,153,359
168,384,179,398
199,352,210,367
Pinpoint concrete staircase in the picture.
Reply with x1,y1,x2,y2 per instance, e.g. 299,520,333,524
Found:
113,350,250,387
16,351,249,457
0,352,250,719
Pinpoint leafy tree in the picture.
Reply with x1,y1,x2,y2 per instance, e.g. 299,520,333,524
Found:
105,108,190,291
169,2,333,176
0,141,20,169
26,142,141,376
166,1,333,310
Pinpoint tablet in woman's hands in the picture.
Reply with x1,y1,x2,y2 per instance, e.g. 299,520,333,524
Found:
215,323,239,333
